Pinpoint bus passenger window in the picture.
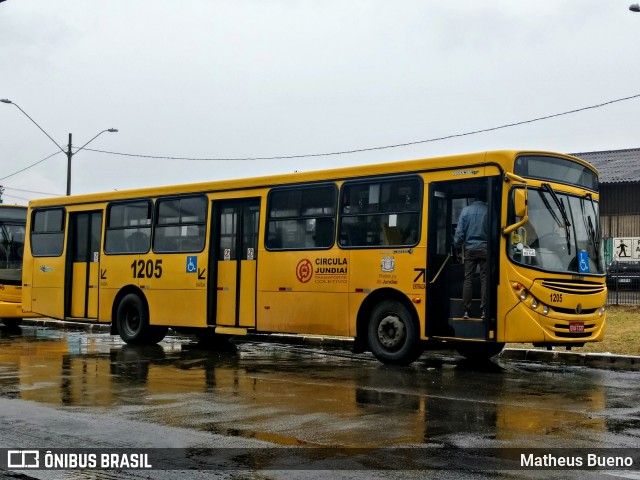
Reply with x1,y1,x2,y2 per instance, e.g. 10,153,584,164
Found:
31,208,65,257
266,184,337,250
339,176,422,248
105,201,152,254
154,196,207,253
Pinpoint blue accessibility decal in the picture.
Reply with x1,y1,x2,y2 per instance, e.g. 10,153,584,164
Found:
186,256,197,273
578,250,590,274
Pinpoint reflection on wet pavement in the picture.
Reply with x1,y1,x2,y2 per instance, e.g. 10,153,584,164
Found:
0,324,638,450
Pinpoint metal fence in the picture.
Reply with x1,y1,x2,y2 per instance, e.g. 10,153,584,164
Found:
607,285,640,305
606,261,640,305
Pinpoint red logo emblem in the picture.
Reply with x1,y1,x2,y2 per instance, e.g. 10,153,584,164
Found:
296,259,313,283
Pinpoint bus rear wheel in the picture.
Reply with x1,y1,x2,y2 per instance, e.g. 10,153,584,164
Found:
116,293,167,345
455,342,505,361
367,300,423,365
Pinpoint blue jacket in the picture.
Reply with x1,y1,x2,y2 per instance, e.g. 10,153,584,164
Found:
454,200,488,251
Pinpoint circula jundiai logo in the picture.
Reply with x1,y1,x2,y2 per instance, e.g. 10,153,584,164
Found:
296,259,313,283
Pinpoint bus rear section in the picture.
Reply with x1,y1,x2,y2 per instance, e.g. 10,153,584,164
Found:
0,205,38,327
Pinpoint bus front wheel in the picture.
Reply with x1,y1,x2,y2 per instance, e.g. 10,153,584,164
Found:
367,300,423,365
116,294,167,345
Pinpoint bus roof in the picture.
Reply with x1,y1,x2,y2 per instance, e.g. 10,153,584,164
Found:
0,204,27,221
27,150,593,207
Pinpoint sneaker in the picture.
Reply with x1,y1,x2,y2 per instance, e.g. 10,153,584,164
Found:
481,310,486,320
463,311,469,319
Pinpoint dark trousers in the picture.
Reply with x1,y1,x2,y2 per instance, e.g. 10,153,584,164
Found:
463,248,487,311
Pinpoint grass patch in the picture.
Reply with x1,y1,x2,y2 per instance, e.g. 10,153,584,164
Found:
506,305,640,356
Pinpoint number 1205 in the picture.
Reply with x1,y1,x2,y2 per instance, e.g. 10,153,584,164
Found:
131,259,163,279
550,293,563,303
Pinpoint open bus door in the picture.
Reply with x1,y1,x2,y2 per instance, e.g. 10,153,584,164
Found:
426,177,501,348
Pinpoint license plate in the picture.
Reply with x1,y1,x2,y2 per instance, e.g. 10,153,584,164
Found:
619,278,631,283
569,322,584,333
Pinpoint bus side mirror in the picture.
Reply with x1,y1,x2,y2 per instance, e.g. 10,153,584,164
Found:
513,189,527,217
503,188,528,236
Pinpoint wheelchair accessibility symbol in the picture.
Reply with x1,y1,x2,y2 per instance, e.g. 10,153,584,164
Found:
186,256,197,273
578,250,589,274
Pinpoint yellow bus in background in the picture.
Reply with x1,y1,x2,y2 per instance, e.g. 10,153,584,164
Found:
21,150,607,364
0,204,38,327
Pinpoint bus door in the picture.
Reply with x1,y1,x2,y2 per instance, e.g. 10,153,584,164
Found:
208,199,260,328
65,211,102,319
426,177,500,341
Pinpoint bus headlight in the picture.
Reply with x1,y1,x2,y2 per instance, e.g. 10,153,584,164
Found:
531,298,539,309
519,289,528,301
542,305,549,315
598,306,605,317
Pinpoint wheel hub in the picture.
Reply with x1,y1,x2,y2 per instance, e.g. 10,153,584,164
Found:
377,314,405,348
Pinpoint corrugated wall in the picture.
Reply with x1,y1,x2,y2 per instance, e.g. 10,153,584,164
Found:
601,215,640,238
600,183,640,215
599,183,640,241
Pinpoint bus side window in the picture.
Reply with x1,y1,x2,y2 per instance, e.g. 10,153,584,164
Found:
266,184,337,251
339,176,421,248
105,201,152,254
31,208,65,257
154,196,206,253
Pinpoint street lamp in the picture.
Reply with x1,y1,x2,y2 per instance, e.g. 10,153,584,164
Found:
631,4,640,12
1,98,117,195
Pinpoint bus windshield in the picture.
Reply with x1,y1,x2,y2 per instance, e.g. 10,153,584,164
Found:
0,222,25,284
508,187,605,275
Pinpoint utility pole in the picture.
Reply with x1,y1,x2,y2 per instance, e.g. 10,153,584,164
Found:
66,133,73,196
1,99,117,196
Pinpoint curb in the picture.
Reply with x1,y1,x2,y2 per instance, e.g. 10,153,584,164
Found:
19,319,640,371
500,348,640,372
24,318,111,333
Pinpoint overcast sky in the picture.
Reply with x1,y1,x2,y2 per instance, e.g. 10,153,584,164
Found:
1,1,639,204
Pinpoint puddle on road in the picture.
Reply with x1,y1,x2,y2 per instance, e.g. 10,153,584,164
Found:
0,325,637,448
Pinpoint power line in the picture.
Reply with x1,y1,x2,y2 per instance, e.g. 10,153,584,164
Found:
2,92,639,184
1,193,30,202
0,151,61,181
82,92,640,161
2,186,63,196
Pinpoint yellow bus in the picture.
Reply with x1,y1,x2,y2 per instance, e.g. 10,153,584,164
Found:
21,150,606,364
0,204,38,327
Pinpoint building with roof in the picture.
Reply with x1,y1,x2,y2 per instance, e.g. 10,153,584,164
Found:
572,147,640,265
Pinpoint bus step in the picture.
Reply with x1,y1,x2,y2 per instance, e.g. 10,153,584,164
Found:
214,326,248,336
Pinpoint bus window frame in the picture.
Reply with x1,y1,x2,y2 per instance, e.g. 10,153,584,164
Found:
265,182,338,252
338,174,423,250
104,198,154,255
153,194,208,254
30,207,66,258
514,154,598,193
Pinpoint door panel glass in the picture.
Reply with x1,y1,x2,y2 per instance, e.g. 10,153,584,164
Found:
242,204,259,260
219,207,237,260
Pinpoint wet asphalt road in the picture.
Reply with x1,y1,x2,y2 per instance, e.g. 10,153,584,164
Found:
0,324,638,479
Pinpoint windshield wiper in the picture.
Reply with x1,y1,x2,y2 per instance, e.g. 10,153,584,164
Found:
586,194,601,264
542,183,572,255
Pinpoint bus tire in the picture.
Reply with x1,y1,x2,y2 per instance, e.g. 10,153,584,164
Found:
367,300,423,365
456,342,505,361
1,318,22,328
116,294,167,345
